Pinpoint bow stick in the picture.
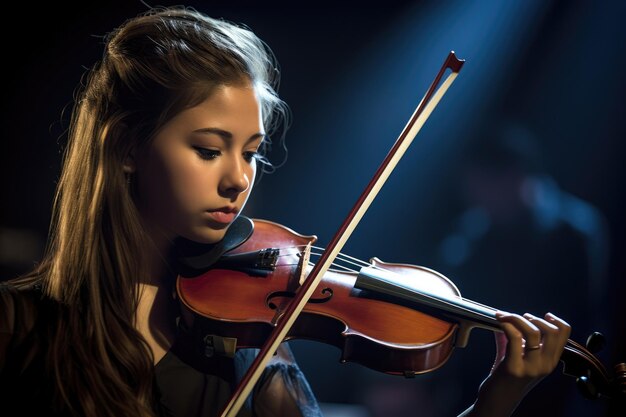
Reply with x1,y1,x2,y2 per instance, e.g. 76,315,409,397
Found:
219,50,465,417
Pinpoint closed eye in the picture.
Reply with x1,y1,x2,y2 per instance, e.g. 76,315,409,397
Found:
193,146,220,160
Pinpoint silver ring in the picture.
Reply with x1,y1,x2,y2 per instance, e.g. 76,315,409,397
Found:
525,344,541,350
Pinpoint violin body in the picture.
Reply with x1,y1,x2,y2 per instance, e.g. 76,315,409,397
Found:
177,218,625,399
177,219,462,376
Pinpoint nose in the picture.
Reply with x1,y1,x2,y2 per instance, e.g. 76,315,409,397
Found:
219,155,250,197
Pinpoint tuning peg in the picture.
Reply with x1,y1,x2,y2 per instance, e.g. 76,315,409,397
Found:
585,332,606,353
576,375,600,399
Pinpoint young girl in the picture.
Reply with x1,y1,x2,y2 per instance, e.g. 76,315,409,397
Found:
0,6,571,417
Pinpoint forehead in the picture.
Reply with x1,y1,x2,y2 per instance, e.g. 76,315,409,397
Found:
172,83,263,127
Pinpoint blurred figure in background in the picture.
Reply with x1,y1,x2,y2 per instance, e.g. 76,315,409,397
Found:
436,121,610,416
341,121,609,417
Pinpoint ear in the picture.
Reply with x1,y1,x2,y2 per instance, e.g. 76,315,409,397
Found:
122,150,136,174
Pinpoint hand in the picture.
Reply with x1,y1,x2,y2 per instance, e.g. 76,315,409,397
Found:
492,311,571,386
463,311,571,417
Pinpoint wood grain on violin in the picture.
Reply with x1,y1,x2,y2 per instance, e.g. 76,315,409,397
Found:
177,219,625,402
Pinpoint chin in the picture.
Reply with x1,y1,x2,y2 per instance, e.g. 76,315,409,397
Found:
185,227,229,245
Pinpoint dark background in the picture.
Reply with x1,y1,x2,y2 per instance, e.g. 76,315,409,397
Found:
1,1,624,416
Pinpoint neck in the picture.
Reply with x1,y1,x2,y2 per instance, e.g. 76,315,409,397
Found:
135,218,178,287
135,272,178,365
355,265,501,331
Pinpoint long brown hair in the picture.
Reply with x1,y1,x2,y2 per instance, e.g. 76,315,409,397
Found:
15,6,289,416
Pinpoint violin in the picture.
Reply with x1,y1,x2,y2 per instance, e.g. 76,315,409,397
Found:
175,52,625,416
175,216,626,402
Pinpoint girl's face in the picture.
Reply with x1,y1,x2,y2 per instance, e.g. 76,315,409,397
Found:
133,82,264,246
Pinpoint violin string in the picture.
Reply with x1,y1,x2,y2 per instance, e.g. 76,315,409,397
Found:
275,244,371,269
306,260,355,273
307,246,497,314
309,250,367,272
310,245,372,268
271,245,497,319
273,245,367,272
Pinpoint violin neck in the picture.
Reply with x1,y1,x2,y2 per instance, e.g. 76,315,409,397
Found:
355,266,501,332
354,267,620,398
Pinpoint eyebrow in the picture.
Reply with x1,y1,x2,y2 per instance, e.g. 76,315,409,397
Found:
192,127,265,144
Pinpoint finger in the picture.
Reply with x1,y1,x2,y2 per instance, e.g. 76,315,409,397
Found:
496,311,525,365
498,321,525,371
544,312,571,352
497,311,542,353
523,313,561,360
492,328,509,369
544,312,571,339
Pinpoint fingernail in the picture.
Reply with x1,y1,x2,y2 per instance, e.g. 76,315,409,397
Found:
546,312,555,319
523,313,535,319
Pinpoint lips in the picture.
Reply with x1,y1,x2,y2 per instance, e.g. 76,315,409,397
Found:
205,207,238,224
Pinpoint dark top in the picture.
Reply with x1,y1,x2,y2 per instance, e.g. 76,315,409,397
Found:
0,281,322,417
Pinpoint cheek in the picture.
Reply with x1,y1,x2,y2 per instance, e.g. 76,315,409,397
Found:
137,152,212,225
